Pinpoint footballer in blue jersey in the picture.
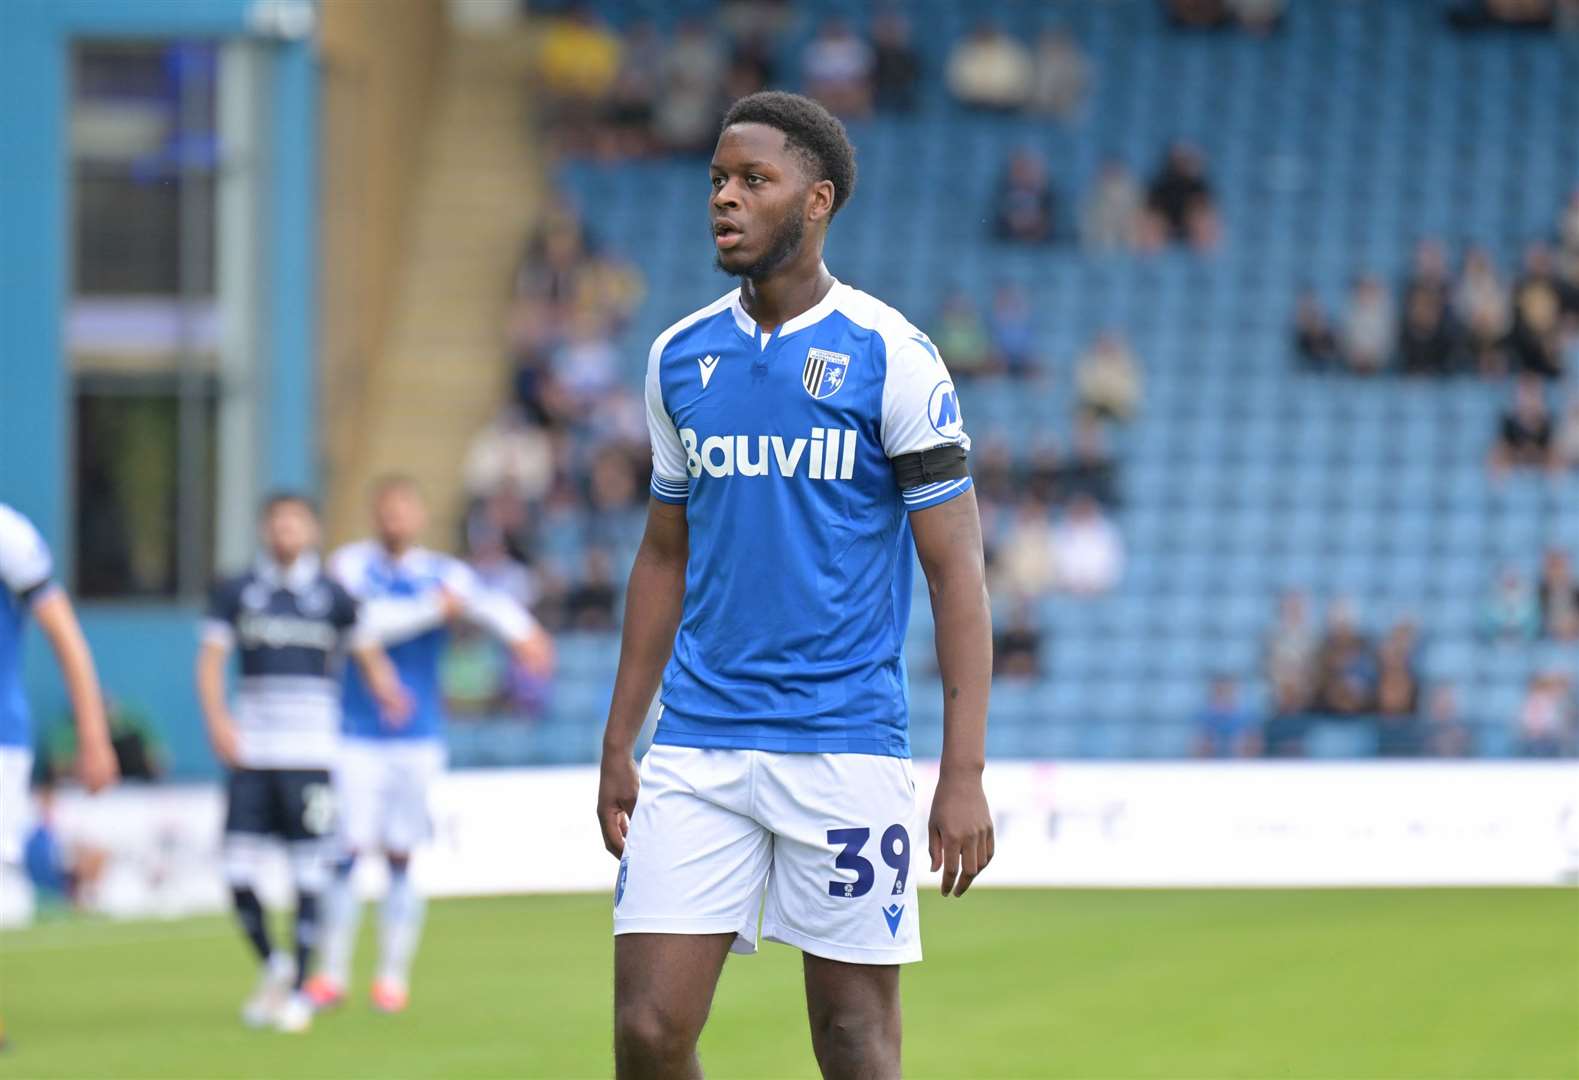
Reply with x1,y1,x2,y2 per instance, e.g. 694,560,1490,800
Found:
309,476,553,1015
0,504,117,949
598,93,994,1078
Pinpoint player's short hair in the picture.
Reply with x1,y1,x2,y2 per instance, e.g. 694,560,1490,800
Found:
259,490,318,519
721,91,857,216
371,473,422,501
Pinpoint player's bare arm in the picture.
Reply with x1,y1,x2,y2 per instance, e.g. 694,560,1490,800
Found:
350,643,414,727
597,498,688,857
195,638,241,768
910,487,994,897
32,588,118,792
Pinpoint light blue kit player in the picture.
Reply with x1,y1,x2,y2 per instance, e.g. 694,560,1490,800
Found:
598,93,995,1078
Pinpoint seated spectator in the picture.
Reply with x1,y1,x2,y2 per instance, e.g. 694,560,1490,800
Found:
1059,412,1119,508
43,696,167,784
1341,275,1396,375
1080,159,1142,253
464,482,537,568
1142,143,1219,251
993,498,1058,601
1374,620,1423,754
801,18,874,119
993,150,1056,245
1481,565,1541,641
1517,671,1576,757
1455,246,1512,375
463,408,554,505
932,288,992,377
1422,685,1473,758
987,282,1040,376
871,9,921,112
534,5,623,151
601,21,661,158
440,623,508,715
1026,28,1088,121
1051,494,1123,596
552,312,621,404
1537,547,1579,640
1076,331,1142,423
975,440,1018,507
1488,374,1555,474
724,30,776,102
1398,239,1458,375
1025,439,1062,506
1509,243,1566,378
992,604,1044,679
1293,289,1342,370
1314,600,1377,716
654,20,726,153
947,21,1033,111
1557,187,1579,285
1265,590,1319,716
1194,676,1261,758
1230,0,1287,34
468,525,537,614
564,548,619,631
1554,393,1579,470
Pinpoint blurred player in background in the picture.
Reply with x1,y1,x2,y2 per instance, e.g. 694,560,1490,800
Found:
598,92,993,1078
307,476,553,1014
195,493,410,1035
0,502,119,1047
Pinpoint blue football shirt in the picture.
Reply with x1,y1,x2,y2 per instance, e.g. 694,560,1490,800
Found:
645,277,972,758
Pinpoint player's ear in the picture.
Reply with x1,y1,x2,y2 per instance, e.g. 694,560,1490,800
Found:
807,179,835,223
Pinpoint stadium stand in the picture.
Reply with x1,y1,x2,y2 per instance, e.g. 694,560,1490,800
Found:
454,0,1579,764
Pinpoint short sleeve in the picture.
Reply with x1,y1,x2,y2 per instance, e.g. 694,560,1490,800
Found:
645,338,691,505
880,332,974,511
329,582,360,631
0,505,54,602
201,578,241,649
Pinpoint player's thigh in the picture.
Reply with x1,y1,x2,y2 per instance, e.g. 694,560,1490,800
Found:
758,752,924,965
802,952,902,1033
0,748,34,865
273,768,336,844
614,745,770,952
613,931,735,1042
333,741,386,853
381,741,444,854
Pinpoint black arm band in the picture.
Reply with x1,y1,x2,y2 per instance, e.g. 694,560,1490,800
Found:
892,444,969,488
16,577,52,606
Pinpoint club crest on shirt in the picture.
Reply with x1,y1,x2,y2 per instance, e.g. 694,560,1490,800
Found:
802,348,851,400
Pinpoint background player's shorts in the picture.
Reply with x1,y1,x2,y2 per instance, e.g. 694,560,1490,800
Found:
0,746,34,865
224,767,335,842
334,737,445,854
613,745,923,965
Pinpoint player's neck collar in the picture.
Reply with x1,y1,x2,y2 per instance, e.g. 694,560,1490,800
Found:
730,273,844,346
256,552,321,593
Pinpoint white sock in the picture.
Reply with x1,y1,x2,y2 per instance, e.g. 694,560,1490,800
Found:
377,866,426,987
318,864,362,987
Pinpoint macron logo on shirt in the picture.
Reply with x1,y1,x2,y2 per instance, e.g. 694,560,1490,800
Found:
681,426,858,481
698,354,720,389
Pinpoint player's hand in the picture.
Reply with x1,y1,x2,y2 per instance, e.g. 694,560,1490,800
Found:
928,768,994,897
209,716,243,769
373,678,415,729
76,733,119,793
436,586,466,624
597,750,639,858
511,631,555,679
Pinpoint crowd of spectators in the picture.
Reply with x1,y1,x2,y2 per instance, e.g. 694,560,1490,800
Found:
1295,204,1579,380
996,142,1221,253
1205,587,1579,759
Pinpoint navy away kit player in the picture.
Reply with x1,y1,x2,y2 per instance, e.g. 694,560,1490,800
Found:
195,493,410,1035
597,92,995,1079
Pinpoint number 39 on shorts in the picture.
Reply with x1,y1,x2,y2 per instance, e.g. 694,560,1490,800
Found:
826,824,910,899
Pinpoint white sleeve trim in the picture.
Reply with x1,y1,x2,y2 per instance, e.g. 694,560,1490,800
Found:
646,335,691,498
0,504,54,596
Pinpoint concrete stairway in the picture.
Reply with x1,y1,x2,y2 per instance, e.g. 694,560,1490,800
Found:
329,30,540,546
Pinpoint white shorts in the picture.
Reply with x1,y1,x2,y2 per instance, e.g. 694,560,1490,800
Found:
613,745,923,965
334,737,445,855
0,746,33,865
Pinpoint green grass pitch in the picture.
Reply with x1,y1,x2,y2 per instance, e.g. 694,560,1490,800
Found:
1,889,1575,1078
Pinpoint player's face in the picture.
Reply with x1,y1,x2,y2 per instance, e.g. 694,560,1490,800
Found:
262,502,319,565
375,488,426,551
710,124,821,280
